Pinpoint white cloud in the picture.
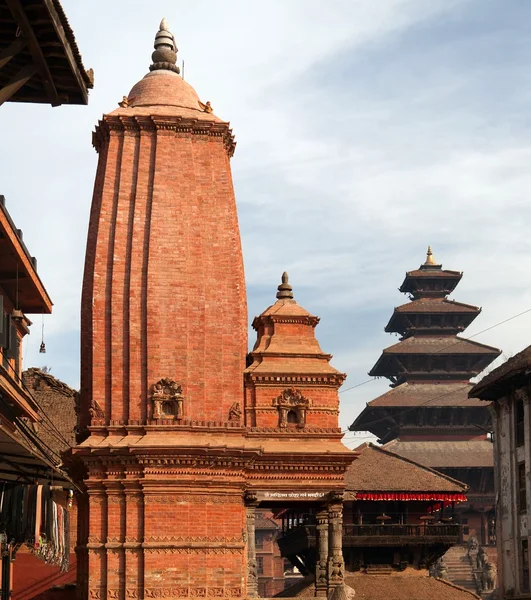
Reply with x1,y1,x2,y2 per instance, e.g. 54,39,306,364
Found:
2,0,530,430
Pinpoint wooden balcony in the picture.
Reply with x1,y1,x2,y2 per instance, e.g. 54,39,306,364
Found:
343,523,461,546
278,523,461,556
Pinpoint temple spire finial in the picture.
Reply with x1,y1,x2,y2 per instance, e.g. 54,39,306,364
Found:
424,245,438,266
276,271,294,300
150,18,180,74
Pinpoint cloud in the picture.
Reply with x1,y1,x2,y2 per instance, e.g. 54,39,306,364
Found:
2,0,531,436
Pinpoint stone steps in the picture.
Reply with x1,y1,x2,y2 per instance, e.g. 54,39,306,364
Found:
442,545,479,594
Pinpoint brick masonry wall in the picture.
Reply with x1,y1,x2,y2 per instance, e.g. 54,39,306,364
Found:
80,122,247,428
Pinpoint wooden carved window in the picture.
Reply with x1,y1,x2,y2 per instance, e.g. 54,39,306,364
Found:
518,462,527,514
257,556,264,575
522,539,530,593
516,397,525,447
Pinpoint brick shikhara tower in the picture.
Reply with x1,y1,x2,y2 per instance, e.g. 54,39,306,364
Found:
74,20,353,600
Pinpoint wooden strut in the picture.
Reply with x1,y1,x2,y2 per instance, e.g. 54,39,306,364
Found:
0,64,37,106
5,0,60,106
0,37,27,70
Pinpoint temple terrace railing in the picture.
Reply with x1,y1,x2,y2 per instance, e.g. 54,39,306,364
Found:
278,523,461,555
344,523,461,546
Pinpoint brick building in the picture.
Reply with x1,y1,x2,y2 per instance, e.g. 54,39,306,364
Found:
73,20,354,600
471,347,531,598
11,369,79,600
255,513,285,597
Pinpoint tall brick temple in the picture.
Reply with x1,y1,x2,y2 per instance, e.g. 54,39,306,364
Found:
350,248,501,545
74,20,354,600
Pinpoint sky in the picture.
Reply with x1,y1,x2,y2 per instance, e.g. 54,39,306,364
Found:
1,0,531,447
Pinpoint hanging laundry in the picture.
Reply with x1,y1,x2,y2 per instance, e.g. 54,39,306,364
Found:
0,483,70,571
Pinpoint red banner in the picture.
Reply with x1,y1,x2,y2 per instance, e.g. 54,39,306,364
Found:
354,492,467,502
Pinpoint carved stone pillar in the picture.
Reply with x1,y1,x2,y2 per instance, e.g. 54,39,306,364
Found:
245,494,259,598
315,508,329,597
328,494,345,590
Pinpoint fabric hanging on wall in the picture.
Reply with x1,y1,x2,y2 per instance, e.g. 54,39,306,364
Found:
0,483,70,571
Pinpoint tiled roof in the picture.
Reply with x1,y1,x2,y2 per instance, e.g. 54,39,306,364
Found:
393,299,480,314
381,336,500,355
260,298,312,318
279,570,480,599
344,443,467,493
470,344,531,400
255,513,279,530
405,268,462,279
22,368,78,457
383,439,494,468
367,382,485,408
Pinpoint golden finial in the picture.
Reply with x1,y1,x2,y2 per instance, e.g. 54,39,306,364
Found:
424,246,437,266
276,272,294,300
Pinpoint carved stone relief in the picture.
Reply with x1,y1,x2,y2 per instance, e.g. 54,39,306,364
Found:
228,402,242,423
273,387,310,428
151,378,183,420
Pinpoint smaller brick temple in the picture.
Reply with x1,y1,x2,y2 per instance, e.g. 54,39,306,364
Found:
243,273,355,597
350,248,501,546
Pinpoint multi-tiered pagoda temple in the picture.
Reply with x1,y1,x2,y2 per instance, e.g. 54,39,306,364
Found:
351,248,501,546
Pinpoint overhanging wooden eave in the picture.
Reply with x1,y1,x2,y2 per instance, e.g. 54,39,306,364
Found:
0,197,52,313
0,0,92,106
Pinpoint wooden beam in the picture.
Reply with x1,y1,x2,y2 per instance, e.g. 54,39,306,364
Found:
0,37,27,70
6,0,60,106
0,63,37,106
42,0,89,103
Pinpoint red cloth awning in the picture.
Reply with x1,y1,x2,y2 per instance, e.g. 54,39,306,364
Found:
354,492,467,502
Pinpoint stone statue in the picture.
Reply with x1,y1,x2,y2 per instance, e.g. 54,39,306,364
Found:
467,535,479,555
327,583,356,600
482,562,497,591
247,558,257,582
476,546,488,569
228,402,242,422
434,557,449,580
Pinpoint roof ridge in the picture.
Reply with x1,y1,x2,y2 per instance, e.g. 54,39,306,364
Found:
370,443,469,491
23,368,78,397
382,335,500,353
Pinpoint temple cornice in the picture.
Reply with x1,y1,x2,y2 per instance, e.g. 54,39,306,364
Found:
92,114,236,156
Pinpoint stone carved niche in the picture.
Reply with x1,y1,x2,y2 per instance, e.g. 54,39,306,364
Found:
228,402,242,423
151,378,184,420
273,388,310,428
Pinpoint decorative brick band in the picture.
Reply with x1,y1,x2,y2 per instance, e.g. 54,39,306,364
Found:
143,494,242,504
143,547,244,554
144,588,242,598
93,115,236,157
246,374,346,386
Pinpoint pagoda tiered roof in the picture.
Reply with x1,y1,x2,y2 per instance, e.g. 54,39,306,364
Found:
367,248,500,386
350,248,500,442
